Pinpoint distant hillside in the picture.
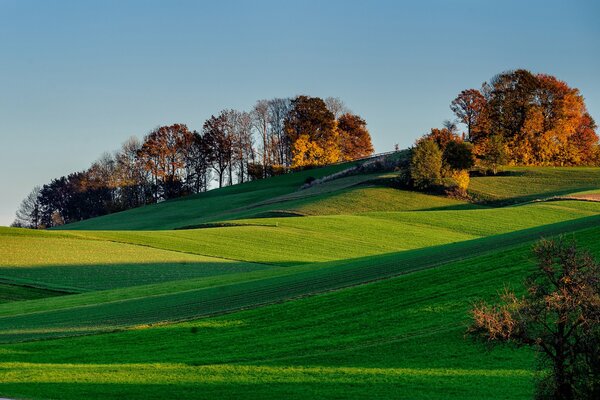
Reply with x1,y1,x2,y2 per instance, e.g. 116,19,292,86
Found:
58,158,600,231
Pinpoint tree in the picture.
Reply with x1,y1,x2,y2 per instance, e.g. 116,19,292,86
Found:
137,124,194,200
182,131,212,194
570,113,598,165
443,140,474,171
268,98,292,167
252,100,271,177
38,176,72,227
426,128,458,150
285,96,339,168
474,69,599,166
410,139,442,189
13,186,42,228
469,238,600,400
203,112,233,188
450,89,487,140
337,113,374,161
324,96,350,119
114,137,151,208
479,135,508,175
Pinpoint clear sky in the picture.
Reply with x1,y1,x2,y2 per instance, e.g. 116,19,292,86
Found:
0,0,599,226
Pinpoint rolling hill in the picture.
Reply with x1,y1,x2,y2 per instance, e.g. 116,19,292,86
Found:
1,160,600,399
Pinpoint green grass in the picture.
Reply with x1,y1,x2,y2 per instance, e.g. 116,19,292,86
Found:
59,162,359,231
0,228,270,291
277,186,475,215
3,165,600,399
70,201,600,265
3,223,600,399
54,165,600,231
468,166,600,203
0,283,67,303
1,215,599,344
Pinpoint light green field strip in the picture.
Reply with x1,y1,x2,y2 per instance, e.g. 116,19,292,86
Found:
0,233,271,291
468,166,600,203
73,201,600,266
0,215,598,344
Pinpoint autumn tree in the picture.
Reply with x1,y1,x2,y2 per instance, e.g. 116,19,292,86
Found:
337,113,374,161
285,96,339,168
479,135,508,175
410,139,442,189
472,69,599,166
137,124,195,200
425,127,459,151
450,89,487,141
114,137,152,208
569,113,598,165
469,238,600,400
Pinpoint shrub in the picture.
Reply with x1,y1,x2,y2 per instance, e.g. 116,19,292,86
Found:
410,139,442,189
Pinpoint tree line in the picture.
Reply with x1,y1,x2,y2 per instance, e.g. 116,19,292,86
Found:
409,69,599,195
12,95,373,228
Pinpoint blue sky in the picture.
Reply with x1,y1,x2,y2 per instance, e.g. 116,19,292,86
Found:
0,0,599,225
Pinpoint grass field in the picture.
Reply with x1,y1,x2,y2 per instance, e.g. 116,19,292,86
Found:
2,225,600,399
57,165,600,231
1,163,600,399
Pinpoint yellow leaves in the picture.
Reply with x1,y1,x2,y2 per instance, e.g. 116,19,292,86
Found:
291,133,341,169
450,170,470,192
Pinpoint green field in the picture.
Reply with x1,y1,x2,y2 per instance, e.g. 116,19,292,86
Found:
1,164,600,399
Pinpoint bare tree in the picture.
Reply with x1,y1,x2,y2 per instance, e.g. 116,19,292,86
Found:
469,238,600,400
324,97,350,119
114,137,150,208
13,186,42,228
230,110,254,183
252,100,271,177
203,112,233,188
268,97,292,167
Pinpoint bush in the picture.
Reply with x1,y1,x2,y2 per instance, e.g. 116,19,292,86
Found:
448,169,470,196
410,139,442,189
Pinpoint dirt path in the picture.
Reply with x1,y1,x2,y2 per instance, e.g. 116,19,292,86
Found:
566,193,600,202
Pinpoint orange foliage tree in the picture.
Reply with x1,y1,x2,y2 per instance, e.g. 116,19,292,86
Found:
457,70,599,166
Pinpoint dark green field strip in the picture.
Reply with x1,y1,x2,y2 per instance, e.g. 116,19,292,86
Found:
0,276,88,294
0,283,68,303
1,215,599,344
0,261,273,291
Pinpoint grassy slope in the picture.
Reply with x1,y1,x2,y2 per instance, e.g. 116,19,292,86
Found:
71,201,600,265
59,162,358,231
1,214,599,344
468,167,600,203
56,166,600,231
0,227,270,291
2,226,600,399
1,165,600,399
2,201,598,295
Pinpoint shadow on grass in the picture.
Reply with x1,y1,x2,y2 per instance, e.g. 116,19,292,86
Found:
0,261,275,292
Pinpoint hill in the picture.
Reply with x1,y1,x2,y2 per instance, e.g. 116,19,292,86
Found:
58,161,600,231
1,162,600,399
